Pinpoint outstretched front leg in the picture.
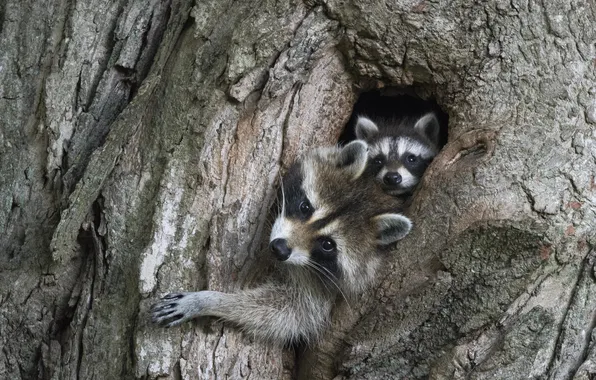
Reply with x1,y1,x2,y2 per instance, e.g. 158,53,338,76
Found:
151,291,223,327
151,284,333,345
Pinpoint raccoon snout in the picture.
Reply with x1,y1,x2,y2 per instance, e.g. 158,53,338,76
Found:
269,238,292,261
383,172,402,186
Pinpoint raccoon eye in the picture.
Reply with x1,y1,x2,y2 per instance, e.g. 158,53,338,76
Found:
299,200,312,216
406,154,418,163
320,238,336,252
372,156,384,165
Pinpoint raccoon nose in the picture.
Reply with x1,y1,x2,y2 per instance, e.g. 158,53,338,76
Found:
383,172,402,186
269,239,292,261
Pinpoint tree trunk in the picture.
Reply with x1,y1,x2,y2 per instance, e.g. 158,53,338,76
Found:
1,0,594,379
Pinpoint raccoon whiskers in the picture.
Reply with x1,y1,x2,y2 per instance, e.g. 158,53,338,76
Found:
302,263,333,295
305,261,351,310
279,175,286,216
151,142,412,346
270,176,285,219
274,170,284,216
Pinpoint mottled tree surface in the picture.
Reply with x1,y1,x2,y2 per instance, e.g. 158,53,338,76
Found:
0,0,595,379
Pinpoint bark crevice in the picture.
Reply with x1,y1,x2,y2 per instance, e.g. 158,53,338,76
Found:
1,0,595,378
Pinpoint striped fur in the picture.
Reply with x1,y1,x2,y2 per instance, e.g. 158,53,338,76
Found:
356,113,441,196
151,141,412,345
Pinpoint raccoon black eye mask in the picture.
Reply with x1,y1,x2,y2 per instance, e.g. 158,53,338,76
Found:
151,141,412,345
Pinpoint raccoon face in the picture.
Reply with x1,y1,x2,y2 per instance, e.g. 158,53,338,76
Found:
269,141,412,293
355,113,440,196
367,137,436,195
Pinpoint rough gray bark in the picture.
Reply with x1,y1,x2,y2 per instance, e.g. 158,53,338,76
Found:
0,0,594,379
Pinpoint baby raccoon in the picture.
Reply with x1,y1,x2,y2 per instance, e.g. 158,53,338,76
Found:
355,112,441,196
151,141,412,345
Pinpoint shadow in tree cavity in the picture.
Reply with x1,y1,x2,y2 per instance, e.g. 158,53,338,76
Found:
339,89,449,148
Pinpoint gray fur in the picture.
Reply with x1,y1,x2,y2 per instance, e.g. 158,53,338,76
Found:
413,112,440,147
151,143,411,345
374,214,413,245
151,275,333,344
356,112,441,196
355,116,380,140
337,140,368,180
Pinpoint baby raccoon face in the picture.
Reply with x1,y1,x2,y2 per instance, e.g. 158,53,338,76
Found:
269,193,342,274
269,141,412,292
355,113,441,196
368,137,436,196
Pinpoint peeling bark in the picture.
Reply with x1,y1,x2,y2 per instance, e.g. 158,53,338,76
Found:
1,0,595,379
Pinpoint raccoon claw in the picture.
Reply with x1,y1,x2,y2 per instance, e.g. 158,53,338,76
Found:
150,292,199,328
150,302,177,312
151,291,221,328
163,293,185,300
152,312,185,328
152,307,176,319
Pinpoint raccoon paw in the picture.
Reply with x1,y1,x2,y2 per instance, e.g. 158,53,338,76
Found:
150,292,198,328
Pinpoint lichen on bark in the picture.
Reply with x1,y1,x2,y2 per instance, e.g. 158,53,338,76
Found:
0,0,595,379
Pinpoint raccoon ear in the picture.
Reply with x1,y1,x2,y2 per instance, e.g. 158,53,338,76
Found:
355,116,379,141
338,140,368,180
414,112,440,147
374,214,412,245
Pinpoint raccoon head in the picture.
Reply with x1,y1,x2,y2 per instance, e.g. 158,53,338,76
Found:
269,141,412,294
355,113,440,196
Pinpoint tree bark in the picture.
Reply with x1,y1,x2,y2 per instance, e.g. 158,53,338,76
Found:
1,0,594,379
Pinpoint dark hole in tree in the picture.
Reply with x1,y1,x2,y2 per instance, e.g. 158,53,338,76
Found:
339,89,449,147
